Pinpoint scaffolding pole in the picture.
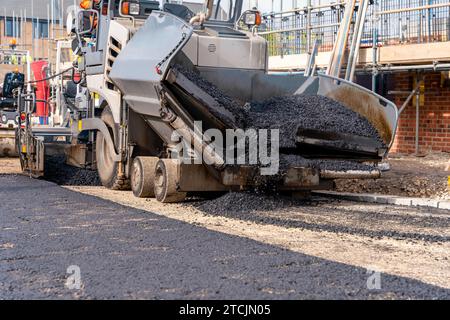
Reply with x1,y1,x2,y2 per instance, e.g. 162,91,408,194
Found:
306,0,312,56
415,80,421,155
345,0,370,81
327,0,357,78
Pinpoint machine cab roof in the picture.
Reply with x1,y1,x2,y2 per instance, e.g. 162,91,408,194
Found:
105,0,243,26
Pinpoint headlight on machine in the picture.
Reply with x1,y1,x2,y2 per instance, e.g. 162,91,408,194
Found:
1,114,7,124
243,11,262,26
121,1,140,16
129,3,140,15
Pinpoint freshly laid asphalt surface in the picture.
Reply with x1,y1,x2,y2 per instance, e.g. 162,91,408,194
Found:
0,174,449,299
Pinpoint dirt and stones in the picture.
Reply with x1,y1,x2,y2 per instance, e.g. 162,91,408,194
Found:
0,157,22,174
335,153,450,200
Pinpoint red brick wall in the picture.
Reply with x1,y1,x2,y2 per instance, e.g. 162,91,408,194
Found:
390,72,450,154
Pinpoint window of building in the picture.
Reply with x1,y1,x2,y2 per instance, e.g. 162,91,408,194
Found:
33,20,49,39
4,18,21,37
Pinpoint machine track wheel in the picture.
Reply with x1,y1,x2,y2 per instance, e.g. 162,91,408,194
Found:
96,106,130,190
131,156,159,198
154,159,187,203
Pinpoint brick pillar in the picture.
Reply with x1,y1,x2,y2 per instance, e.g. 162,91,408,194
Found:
390,72,450,154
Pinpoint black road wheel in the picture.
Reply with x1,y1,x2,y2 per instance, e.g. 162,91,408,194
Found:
154,159,187,203
131,156,159,198
96,106,130,190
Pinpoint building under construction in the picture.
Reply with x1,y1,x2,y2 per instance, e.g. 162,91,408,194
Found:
260,0,450,154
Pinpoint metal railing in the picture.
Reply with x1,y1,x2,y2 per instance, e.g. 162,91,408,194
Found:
260,0,450,57
0,48,30,65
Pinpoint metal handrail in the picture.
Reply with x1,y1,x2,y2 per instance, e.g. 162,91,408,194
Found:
260,0,450,58
378,2,450,15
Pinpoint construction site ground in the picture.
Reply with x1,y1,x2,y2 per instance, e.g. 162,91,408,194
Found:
0,157,449,299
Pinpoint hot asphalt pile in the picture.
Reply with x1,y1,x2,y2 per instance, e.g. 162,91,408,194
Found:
175,65,382,173
279,154,376,171
192,191,308,217
175,64,384,146
247,95,385,149
44,155,101,186
173,65,247,128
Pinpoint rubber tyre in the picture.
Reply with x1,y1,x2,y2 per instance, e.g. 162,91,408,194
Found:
131,156,159,198
154,159,187,203
96,106,130,190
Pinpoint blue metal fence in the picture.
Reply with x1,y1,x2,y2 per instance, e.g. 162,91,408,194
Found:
259,0,450,57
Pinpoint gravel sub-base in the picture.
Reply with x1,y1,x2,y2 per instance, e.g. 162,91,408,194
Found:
191,191,450,243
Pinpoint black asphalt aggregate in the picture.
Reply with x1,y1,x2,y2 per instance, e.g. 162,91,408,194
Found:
174,66,384,176
0,174,449,299
174,65,384,148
